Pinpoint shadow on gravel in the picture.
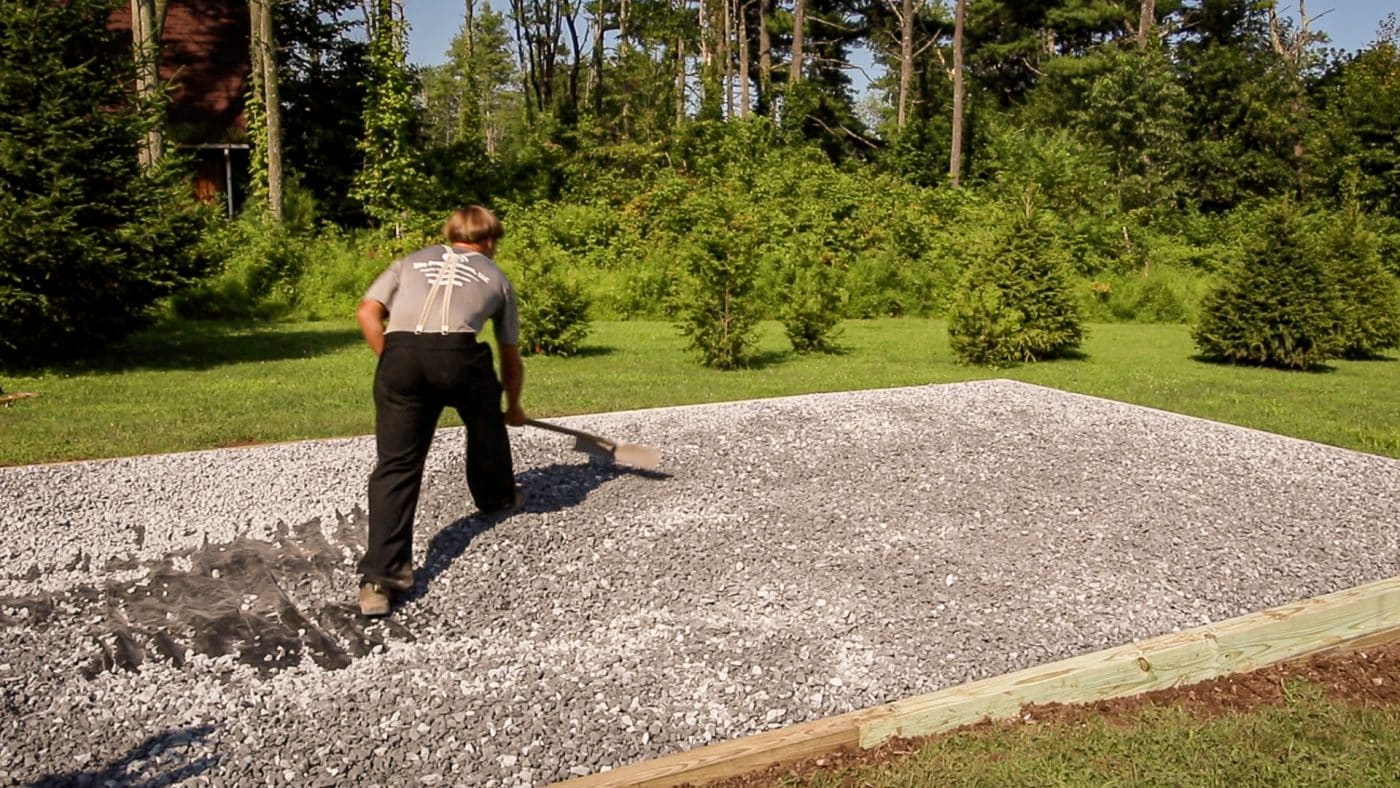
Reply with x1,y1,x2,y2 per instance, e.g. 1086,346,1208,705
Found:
27,724,217,787
405,459,670,604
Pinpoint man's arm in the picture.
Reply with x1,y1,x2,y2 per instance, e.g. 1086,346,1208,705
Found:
498,342,525,426
357,299,388,357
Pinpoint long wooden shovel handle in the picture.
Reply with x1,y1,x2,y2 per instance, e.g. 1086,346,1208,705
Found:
522,418,616,450
522,418,661,470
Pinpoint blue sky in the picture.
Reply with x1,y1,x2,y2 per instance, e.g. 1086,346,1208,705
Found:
403,0,1400,90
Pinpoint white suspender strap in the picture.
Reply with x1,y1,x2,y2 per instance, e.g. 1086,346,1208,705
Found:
439,252,456,334
412,245,453,335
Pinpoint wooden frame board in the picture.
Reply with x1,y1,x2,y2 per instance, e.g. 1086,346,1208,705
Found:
558,576,1400,787
0,392,38,407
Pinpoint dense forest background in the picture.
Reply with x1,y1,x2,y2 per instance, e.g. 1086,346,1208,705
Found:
2,0,1398,367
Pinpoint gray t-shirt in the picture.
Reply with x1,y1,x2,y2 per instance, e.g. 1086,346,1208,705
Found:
364,244,520,346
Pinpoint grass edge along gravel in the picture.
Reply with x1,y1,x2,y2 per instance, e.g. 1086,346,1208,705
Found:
1,318,1398,466
725,643,1400,787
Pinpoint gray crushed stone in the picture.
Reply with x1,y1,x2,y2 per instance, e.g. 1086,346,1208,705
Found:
1,379,1397,786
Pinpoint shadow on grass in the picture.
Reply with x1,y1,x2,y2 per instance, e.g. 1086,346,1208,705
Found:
792,343,854,359
403,460,669,605
1189,354,1338,374
1052,348,1091,362
960,349,1092,370
530,344,616,360
58,320,363,374
740,348,796,370
27,724,218,787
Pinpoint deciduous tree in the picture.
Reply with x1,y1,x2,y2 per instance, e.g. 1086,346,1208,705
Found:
248,0,285,219
129,0,170,167
352,0,420,231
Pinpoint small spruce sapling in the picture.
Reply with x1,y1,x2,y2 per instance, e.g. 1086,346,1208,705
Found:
1319,208,1400,359
512,246,592,356
1193,205,1342,369
948,207,1083,365
673,198,761,370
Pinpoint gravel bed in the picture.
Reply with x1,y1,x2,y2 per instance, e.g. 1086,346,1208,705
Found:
2,379,1397,786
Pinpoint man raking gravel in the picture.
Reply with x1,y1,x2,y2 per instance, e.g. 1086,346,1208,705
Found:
355,205,527,617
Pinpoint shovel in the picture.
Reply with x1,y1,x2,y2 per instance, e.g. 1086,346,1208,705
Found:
524,418,661,470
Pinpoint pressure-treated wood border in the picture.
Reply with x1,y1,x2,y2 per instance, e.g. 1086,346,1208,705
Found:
0,392,38,407
559,576,1400,787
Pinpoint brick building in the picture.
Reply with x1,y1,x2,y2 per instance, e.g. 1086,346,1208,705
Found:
109,1,252,214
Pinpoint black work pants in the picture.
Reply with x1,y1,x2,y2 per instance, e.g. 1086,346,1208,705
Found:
359,332,515,585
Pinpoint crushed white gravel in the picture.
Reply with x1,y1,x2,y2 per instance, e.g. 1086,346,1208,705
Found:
2,379,1397,786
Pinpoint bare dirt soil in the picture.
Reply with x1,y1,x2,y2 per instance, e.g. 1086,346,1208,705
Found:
714,640,1400,787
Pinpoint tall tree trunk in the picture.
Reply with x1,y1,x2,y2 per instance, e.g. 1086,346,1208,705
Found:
723,0,734,118
739,0,751,116
508,0,538,121
465,0,476,55
698,0,723,116
758,0,773,118
459,0,484,143
789,0,805,84
949,0,965,188
1137,0,1155,48
698,0,711,67
510,0,560,117
620,0,632,136
565,7,583,120
251,0,284,219
589,0,604,116
1270,0,1314,193
675,35,687,125
130,0,169,167
897,0,913,129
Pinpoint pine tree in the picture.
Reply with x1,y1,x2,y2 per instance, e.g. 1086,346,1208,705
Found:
673,188,761,369
0,0,209,365
948,204,1083,365
1193,204,1341,369
1319,207,1400,359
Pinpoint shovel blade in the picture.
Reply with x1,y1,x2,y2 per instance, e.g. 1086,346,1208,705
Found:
569,435,660,470
612,443,661,470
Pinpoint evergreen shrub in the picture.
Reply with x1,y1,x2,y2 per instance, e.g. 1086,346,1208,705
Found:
1193,205,1342,369
1374,215,1400,279
672,192,760,369
777,250,843,354
1312,210,1400,359
0,0,211,365
508,246,591,356
948,209,1084,365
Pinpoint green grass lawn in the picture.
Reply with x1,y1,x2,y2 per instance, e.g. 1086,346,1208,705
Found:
2,318,1397,465
782,682,1400,787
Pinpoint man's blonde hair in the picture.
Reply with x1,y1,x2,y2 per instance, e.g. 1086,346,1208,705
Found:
443,205,504,244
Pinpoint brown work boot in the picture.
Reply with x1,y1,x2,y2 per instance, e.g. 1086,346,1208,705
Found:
358,582,391,617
